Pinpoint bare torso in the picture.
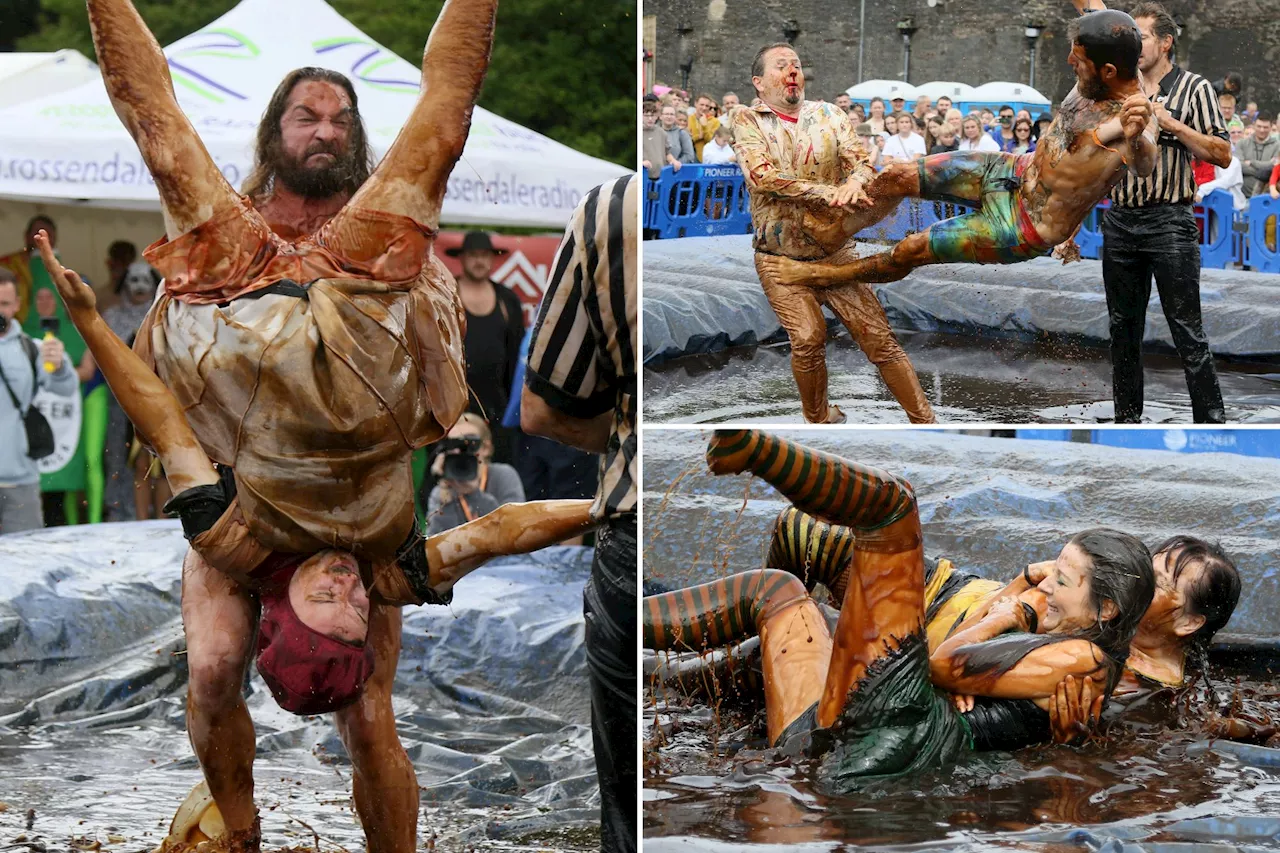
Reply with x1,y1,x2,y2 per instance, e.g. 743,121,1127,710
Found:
1021,85,1149,245
255,189,349,240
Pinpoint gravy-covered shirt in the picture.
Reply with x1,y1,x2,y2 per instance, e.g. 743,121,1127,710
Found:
731,100,875,260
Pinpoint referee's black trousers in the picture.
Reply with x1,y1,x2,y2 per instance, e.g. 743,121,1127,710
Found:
1101,204,1225,423
584,518,637,853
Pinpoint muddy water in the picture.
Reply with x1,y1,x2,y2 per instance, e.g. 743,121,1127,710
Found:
644,678,1280,851
642,429,1280,850
643,331,1280,424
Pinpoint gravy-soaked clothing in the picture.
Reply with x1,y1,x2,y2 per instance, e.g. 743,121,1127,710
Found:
917,151,1052,265
732,101,874,260
777,630,973,791
136,196,468,558
922,557,1003,650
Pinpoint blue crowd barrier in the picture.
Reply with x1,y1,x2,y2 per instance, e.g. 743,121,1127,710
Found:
1247,193,1280,273
643,164,752,239
642,165,1275,272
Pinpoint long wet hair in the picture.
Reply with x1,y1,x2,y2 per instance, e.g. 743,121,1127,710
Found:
241,67,375,201
958,527,1155,696
1153,535,1240,673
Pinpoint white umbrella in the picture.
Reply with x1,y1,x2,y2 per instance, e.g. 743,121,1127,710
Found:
0,50,98,110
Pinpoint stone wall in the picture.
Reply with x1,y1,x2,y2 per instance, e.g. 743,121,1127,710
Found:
644,0,1279,113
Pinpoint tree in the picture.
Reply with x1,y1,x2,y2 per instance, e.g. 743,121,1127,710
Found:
16,0,635,167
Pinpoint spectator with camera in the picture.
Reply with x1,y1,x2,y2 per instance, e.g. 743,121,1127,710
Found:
425,413,525,535
0,268,75,534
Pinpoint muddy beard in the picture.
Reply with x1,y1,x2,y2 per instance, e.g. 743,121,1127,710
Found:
273,145,359,199
1079,75,1109,102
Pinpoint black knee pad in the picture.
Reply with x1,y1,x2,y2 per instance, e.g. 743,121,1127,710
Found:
396,528,453,606
163,483,231,542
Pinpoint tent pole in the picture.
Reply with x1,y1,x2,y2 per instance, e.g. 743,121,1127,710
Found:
857,0,866,83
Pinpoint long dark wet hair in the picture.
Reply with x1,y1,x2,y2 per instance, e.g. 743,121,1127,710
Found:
1153,535,1240,673
241,67,375,201
958,527,1155,696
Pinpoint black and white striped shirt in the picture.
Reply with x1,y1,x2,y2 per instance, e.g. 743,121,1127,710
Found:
1110,65,1228,208
525,173,637,522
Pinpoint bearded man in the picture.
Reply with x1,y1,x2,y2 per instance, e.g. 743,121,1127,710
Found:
67,3,601,853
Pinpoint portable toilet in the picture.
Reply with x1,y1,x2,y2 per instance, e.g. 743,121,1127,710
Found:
845,79,920,111
960,81,1052,117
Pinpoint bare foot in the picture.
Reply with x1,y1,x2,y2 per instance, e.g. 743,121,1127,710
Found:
1052,239,1082,264
758,254,844,287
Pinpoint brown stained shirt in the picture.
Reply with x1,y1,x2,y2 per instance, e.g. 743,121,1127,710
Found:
732,100,875,260
134,196,468,559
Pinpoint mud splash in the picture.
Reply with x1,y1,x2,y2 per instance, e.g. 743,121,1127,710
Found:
644,671,1280,851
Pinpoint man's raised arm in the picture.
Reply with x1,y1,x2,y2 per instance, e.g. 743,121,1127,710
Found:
341,0,497,230
88,0,241,238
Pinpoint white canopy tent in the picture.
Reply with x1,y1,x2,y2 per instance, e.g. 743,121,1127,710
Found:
0,0,626,228
0,50,99,110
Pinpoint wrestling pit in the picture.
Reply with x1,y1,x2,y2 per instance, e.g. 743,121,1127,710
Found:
642,236,1280,424
643,430,1280,851
0,522,600,853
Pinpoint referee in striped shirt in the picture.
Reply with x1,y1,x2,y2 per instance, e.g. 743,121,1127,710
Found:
522,173,637,853
1095,0,1230,422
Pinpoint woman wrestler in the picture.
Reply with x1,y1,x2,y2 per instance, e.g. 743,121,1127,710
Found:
643,430,1155,790
762,509,1239,707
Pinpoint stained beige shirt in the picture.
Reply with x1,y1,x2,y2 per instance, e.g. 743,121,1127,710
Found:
732,101,874,260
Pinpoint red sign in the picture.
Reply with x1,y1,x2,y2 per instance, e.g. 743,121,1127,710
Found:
435,230,565,327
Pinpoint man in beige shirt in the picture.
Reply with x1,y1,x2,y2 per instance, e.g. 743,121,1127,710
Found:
731,42,934,423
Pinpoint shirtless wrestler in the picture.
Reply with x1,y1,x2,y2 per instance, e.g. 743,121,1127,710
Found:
757,5,1159,289
73,1,596,851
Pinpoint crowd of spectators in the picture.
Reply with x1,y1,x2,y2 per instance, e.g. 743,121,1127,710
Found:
643,71,1280,220
641,84,1058,177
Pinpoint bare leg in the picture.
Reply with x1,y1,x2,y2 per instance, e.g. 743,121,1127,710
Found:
327,0,497,236
336,603,417,853
34,236,218,494
87,0,243,238
181,549,260,833
372,500,599,606
759,230,938,287
837,162,922,239
705,430,924,729
643,569,832,744
425,499,597,593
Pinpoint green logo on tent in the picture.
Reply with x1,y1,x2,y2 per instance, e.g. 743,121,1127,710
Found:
312,38,419,95
167,28,259,104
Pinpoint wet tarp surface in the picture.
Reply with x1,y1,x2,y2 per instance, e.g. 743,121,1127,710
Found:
643,430,1280,851
642,235,1280,364
644,430,1280,653
0,521,598,852
643,331,1280,424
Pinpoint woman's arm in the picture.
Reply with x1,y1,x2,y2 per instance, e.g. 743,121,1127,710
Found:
931,597,1105,699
